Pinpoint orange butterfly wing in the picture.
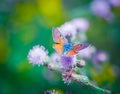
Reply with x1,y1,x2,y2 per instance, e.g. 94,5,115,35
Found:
52,28,65,44
66,44,79,56
52,28,65,54
53,43,63,54
66,43,89,56
66,50,77,56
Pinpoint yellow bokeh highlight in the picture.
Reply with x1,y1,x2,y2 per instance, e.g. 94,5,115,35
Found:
37,0,65,26
91,64,116,85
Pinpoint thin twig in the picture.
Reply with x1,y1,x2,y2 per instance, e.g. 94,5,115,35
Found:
88,82,111,94
74,79,111,94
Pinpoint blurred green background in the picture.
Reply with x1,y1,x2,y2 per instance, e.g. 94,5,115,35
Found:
0,0,120,94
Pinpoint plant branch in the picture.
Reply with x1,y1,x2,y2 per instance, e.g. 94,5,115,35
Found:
43,63,116,94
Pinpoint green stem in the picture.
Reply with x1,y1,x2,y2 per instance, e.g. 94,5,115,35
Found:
88,82,111,94
74,79,112,94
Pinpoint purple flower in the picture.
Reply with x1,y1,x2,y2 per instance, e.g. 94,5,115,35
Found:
28,45,48,66
50,52,62,68
50,52,60,64
91,0,113,21
43,89,59,94
71,18,90,32
60,56,76,69
66,91,73,94
108,0,120,6
58,22,77,37
92,51,108,64
77,60,86,67
62,69,75,84
78,46,96,59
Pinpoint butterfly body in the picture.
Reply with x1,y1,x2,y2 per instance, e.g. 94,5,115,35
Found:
52,28,89,56
63,43,73,53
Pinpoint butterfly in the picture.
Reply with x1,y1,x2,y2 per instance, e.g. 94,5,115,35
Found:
52,28,90,56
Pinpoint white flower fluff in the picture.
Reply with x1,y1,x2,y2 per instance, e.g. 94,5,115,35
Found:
58,22,77,37
28,45,48,66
